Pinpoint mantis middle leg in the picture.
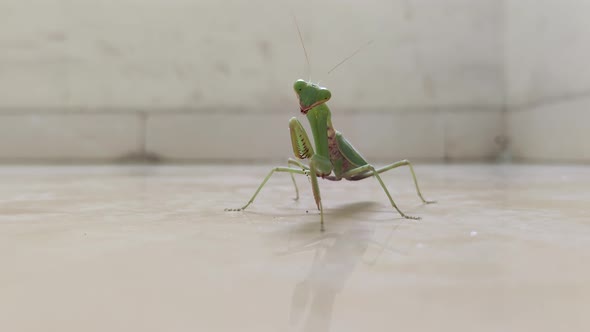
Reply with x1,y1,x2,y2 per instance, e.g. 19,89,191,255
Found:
225,167,307,212
225,163,326,231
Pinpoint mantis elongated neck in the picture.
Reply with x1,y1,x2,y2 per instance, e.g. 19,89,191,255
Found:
306,103,332,160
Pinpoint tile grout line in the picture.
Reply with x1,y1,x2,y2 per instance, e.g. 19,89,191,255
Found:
0,105,505,116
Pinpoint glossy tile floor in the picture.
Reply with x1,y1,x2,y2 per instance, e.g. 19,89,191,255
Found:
1,164,589,332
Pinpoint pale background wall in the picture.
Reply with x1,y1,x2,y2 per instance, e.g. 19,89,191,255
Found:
4,0,586,163
506,0,590,163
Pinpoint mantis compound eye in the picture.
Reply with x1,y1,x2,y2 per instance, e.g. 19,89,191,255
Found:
318,89,331,102
293,79,307,93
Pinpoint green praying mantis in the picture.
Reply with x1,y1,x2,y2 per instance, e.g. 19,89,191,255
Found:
226,20,436,231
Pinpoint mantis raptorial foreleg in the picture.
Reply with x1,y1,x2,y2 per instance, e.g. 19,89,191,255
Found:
348,159,436,204
340,164,422,220
225,167,307,212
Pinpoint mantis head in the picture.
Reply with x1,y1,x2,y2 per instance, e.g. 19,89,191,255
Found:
293,79,331,114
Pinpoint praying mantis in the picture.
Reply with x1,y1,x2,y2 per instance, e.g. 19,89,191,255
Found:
226,21,436,231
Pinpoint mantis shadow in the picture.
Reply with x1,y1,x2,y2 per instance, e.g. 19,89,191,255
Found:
325,201,381,218
277,204,405,332
282,201,406,234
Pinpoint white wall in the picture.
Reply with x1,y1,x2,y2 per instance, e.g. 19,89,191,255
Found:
506,0,590,162
0,0,504,162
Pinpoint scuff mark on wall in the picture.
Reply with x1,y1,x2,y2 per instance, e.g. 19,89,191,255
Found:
96,40,123,57
215,61,231,77
257,40,273,61
46,31,68,42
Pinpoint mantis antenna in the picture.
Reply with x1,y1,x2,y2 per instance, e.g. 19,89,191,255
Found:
292,14,312,82
327,39,374,75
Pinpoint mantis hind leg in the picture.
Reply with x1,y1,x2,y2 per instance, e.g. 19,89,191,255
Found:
225,167,307,212
341,164,421,220
349,160,436,204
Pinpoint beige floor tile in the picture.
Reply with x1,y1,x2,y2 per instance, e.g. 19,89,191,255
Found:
0,164,588,332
